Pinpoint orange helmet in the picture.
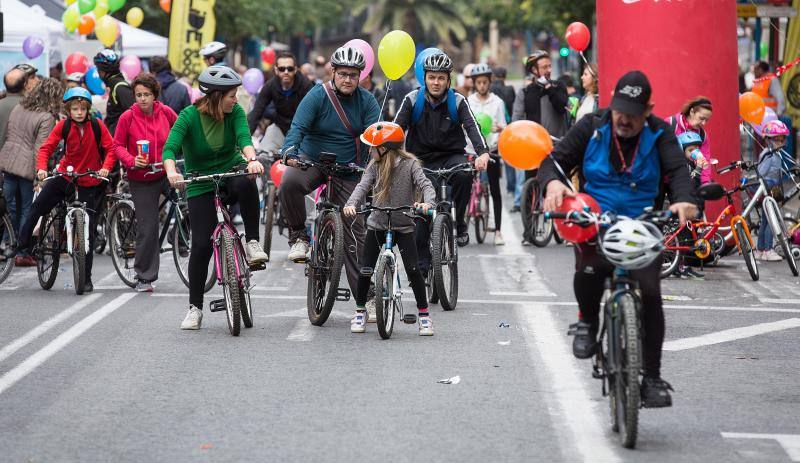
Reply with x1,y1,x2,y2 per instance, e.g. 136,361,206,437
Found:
360,122,405,149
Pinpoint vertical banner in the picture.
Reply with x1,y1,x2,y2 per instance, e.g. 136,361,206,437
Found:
782,0,800,127
167,0,216,82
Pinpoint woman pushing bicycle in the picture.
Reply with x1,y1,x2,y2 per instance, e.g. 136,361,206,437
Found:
343,122,436,335
162,65,269,331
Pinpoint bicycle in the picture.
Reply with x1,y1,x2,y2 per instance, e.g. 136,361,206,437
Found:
34,167,108,295
422,161,476,311
178,166,265,336
466,163,491,244
546,207,672,449
520,177,555,247
287,151,364,326
255,149,284,261
107,160,216,290
0,183,16,285
357,205,431,339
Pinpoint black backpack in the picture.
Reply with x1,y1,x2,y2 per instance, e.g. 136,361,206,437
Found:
50,118,105,170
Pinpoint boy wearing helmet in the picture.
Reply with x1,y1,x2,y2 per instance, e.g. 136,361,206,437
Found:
755,120,791,262
18,88,117,293
199,41,228,67
93,49,134,134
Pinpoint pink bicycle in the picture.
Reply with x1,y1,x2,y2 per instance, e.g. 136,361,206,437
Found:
467,158,493,244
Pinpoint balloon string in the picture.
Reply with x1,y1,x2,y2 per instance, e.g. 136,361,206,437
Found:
380,80,392,120
579,52,595,77
752,57,800,83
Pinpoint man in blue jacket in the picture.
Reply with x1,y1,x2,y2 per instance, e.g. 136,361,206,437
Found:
280,46,380,293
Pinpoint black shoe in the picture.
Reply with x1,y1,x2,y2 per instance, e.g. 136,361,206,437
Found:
641,377,674,408
510,205,521,213
84,280,94,293
456,233,469,247
568,321,597,359
681,267,705,280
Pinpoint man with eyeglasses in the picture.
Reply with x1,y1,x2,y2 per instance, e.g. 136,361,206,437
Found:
248,52,313,152
280,46,380,297
1,64,40,152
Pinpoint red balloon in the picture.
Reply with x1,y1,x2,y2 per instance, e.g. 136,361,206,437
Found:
270,161,286,187
565,22,591,52
64,52,90,75
553,193,600,244
260,47,276,65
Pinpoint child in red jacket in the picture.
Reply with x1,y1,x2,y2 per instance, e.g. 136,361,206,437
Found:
18,87,116,293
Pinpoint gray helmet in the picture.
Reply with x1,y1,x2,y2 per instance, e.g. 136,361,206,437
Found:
525,50,550,71
423,52,453,73
470,63,493,78
330,46,366,71
198,65,242,93
199,41,228,61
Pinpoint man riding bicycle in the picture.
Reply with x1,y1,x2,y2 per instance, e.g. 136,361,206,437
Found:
539,71,698,407
393,51,490,263
280,46,381,294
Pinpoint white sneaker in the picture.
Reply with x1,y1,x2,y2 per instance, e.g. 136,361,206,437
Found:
419,315,434,336
366,297,377,323
494,231,505,246
760,249,783,261
245,240,269,264
180,305,203,330
351,311,367,333
288,241,310,263
753,250,763,260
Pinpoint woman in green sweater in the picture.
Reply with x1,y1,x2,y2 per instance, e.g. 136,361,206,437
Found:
163,65,268,330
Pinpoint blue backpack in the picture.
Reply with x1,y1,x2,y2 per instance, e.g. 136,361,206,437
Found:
411,88,460,125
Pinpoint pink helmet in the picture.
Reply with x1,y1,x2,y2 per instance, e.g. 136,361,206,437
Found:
763,120,789,138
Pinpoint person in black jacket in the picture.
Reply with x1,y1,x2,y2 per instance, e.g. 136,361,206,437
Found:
149,56,191,116
93,50,134,135
394,51,490,255
248,52,313,152
539,71,698,408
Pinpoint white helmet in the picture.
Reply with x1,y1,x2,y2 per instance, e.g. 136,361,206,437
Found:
330,46,366,70
600,219,664,270
200,41,228,61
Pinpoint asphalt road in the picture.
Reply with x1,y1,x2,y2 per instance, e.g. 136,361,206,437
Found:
1,193,799,462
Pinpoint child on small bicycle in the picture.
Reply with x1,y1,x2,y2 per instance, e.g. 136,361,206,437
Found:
755,120,790,262
344,122,436,335
18,87,116,292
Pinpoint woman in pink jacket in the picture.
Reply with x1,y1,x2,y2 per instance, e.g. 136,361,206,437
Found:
667,96,713,184
112,73,177,292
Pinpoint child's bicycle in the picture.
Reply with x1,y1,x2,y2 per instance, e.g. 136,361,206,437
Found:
177,166,266,336
0,182,16,285
466,158,493,244
357,205,431,339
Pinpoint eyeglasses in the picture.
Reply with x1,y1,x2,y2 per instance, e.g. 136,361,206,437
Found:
277,66,296,73
135,92,154,98
336,71,360,81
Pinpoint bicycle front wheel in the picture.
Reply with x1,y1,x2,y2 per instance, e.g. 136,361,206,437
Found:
764,197,798,276
36,211,61,290
431,213,458,310
607,292,641,449
374,254,395,339
734,220,759,281
0,213,16,284
473,187,489,244
262,183,276,261
109,201,137,288
220,228,242,336
307,211,344,326
660,219,682,279
522,178,553,247
71,209,87,295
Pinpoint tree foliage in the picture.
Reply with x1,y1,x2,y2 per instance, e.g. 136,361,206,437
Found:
354,0,474,45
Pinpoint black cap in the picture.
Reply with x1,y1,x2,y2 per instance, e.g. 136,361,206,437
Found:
610,70,652,116
493,66,507,78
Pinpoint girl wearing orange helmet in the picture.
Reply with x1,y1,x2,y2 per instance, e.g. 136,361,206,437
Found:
344,122,437,335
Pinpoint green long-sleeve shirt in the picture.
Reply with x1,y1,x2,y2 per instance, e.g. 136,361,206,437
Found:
163,103,253,198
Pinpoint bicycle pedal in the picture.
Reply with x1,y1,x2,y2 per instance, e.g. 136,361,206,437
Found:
592,367,605,380
402,314,417,324
209,298,226,312
335,288,351,301
249,262,266,271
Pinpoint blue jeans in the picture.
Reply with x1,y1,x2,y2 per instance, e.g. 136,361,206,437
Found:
3,173,34,255
504,161,516,193
514,169,526,207
757,179,779,251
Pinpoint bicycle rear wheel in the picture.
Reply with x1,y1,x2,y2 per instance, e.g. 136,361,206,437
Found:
109,201,137,288
0,214,16,285
764,197,798,276
660,220,682,279
236,239,254,329
307,211,344,326
71,209,87,295
608,292,641,449
36,212,61,290
220,228,242,336
173,209,215,292
521,178,553,247
431,213,458,310
374,254,395,339
262,183,277,261
734,221,759,281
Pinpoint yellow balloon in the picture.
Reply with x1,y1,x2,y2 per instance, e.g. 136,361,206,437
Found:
94,0,109,19
126,7,143,27
62,5,80,32
66,0,77,5
378,30,415,80
95,15,119,47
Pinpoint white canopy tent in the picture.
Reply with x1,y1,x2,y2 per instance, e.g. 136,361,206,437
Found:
0,0,64,66
119,22,167,57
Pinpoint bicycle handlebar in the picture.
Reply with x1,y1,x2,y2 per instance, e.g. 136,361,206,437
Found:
717,160,754,175
290,157,364,175
177,165,252,185
544,208,672,228
45,168,109,183
422,162,476,177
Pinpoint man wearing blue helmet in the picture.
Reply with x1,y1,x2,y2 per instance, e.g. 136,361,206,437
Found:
93,49,134,134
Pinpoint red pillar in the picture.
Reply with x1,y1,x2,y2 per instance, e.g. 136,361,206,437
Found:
596,0,741,204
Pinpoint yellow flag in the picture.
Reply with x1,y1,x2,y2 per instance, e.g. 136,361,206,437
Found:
167,0,216,83
782,0,800,126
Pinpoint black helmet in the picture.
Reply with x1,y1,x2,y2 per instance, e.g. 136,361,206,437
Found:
330,46,366,70
93,49,120,73
423,52,453,73
197,65,242,93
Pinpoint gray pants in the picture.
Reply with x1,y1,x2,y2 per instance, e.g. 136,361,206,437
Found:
280,165,365,293
130,178,168,283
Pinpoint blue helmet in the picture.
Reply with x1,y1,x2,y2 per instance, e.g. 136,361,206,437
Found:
63,87,92,104
677,131,703,150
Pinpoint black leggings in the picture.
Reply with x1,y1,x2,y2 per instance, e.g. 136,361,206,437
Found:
487,159,502,231
356,229,428,310
19,176,103,279
572,242,665,378
187,176,260,309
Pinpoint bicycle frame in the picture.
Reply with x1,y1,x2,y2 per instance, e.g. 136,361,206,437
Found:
467,174,485,218
210,186,248,287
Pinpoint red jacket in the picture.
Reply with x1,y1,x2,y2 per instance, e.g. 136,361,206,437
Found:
37,118,116,187
111,101,178,183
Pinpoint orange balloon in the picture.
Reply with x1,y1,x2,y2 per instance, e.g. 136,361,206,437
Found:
78,14,95,35
159,0,171,13
739,91,765,125
498,120,553,170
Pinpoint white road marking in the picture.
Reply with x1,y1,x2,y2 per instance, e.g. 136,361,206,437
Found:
250,286,289,292
517,303,620,462
0,293,137,396
663,318,800,351
760,298,800,305
0,294,103,364
152,293,305,300
489,290,555,297
722,432,800,461
286,319,315,341
0,286,18,290
662,294,692,301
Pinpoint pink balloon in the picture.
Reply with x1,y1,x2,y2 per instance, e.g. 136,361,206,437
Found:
119,55,142,80
344,38,375,82
191,88,203,103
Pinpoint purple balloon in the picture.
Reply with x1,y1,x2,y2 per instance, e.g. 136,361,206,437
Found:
754,106,778,136
23,36,44,59
242,68,265,95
